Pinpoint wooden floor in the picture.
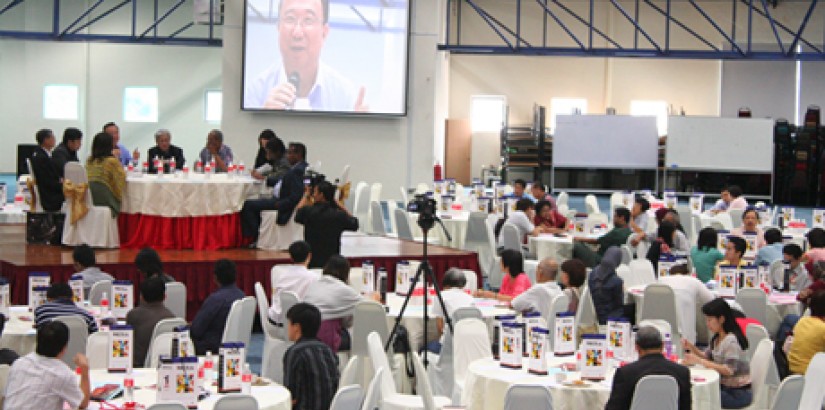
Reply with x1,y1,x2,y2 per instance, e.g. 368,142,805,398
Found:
0,224,474,268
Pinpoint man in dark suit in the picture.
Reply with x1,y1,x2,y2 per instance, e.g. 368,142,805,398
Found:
147,129,185,173
605,326,692,410
51,128,82,179
30,129,64,212
240,141,308,247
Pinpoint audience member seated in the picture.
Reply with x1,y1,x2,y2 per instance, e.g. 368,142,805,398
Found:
533,200,568,234
30,128,64,212
198,129,234,172
629,197,651,235
4,321,90,410
191,259,245,355
86,132,126,217
511,258,562,313
512,179,533,201
783,244,809,292
427,268,475,354
803,228,825,264
303,255,378,352
632,209,687,250
709,185,747,214
755,228,784,267
788,290,825,375
690,227,724,283
660,264,715,343
683,299,751,409
254,129,277,170
498,198,542,245
589,247,625,325
251,132,289,181
126,277,175,368
798,261,825,309
476,249,531,302
135,247,175,283
0,314,19,365
530,180,555,207
103,122,139,166
72,244,114,296
573,207,633,267
34,283,97,333
646,221,689,273
718,236,749,275
268,241,320,325
283,303,339,410
560,258,586,313
730,209,766,249
241,141,307,247
295,180,358,268
605,326,692,410
52,127,82,179
146,129,185,173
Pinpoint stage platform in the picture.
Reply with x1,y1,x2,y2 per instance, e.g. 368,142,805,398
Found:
0,225,480,319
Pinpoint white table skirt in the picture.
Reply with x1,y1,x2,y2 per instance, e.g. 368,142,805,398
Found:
88,368,291,410
627,285,802,318
462,356,721,410
436,212,469,250
122,174,257,217
0,205,26,224
1,306,36,355
529,235,575,263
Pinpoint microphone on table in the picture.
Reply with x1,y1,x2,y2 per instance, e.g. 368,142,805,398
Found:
287,72,300,109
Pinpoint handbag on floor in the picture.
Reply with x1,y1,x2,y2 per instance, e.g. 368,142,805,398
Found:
26,212,65,245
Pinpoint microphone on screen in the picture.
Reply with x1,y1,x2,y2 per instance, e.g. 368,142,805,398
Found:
287,72,300,109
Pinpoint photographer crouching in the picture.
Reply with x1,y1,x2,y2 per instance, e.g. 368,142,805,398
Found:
295,179,359,268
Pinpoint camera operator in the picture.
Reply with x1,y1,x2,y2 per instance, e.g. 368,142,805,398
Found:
295,180,359,268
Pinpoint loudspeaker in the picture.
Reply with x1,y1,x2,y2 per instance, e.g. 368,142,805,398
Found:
17,144,38,178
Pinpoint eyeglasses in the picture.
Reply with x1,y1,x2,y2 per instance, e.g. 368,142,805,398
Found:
281,14,320,30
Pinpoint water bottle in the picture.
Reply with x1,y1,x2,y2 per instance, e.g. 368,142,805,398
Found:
209,156,216,174
99,292,110,331
378,268,388,304
195,160,203,173
123,370,135,407
241,363,253,394
13,192,24,208
141,161,148,175
664,332,673,359
154,156,163,176
169,156,176,173
204,351,215,381
238,161,246,176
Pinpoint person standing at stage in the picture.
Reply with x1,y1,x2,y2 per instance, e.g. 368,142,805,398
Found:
295,180,358,268
190,259,245,355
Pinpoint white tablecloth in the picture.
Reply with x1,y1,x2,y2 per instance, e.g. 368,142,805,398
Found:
463,356,721,410
436,212,469,249
0,205,26,224
627,285,802,318
88,368,291,410
529,235,574,262
122,174,257,217
1,306,36,355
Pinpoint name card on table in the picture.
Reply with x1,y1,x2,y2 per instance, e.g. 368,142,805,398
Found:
111,281,134,319
814,209,825,228
69,275,84,307
717,231,730,253
0,278,10,318
218,342,246,393
158,356,198,409
663,190,677,209
528,327,550,375
718,265,739,298
607,318,632,360
689,193,704,214
361,261,375,295
743,232,758,260
757,264,772,292
554,312,576,356
108,325,133,373
396,260,411,296
30,286,48,311
523,312,543,358
658,254,678,278
28,272,50,310
500,322,523,369
781,207,795,225
579,334,608,381
741,265,759,290
573,218,587,235
492,314,517,360
171,325,192,358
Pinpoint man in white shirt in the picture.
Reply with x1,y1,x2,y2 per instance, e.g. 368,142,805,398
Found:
428,268,475,353
268,241,320,325
658,264,715,344
5,321,91,410
500,198,542,245
511,258,563,315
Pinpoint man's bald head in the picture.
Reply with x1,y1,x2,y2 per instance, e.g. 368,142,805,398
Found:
536,258,559,283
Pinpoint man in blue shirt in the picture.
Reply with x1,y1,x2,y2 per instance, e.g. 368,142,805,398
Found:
190,259,245,355
198,130,234,172
512,179,535,202
103,122,140,166
756,228,784,266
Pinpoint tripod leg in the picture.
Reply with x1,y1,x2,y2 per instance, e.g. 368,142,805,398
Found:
422,261,455,335
384,263,427,352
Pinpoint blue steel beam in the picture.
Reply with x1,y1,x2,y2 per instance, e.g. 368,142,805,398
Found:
0,30,220,46
534,0,584,50
70,0,131,35
608,0,661,51
759,0,786,54
0,0,23,17
550,0,622,49
61,0,105,37
687,0,745,55
738,0,822,53
642,0,719,52
168,22,193,39
138,0,186,39
786,0,819,56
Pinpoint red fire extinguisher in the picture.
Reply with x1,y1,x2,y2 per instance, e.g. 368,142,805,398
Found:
433,160,442,181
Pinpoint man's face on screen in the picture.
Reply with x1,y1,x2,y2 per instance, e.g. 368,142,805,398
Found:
279,0,328,76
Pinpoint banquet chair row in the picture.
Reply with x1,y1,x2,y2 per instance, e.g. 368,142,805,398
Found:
88,280,187,320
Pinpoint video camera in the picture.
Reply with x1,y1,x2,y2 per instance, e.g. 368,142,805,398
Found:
407,194,437,230
303,170,326,187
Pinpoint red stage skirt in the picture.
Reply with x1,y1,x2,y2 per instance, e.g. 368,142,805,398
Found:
118,213,244,250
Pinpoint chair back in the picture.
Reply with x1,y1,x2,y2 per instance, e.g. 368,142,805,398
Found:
535,290,567,325
25,158,45,212
366,332,397,398
394,208,415,241
54,315,89,367
464,212,497,280
261,338,292,383
65,162,92,202
360,367,383,410
616,265,632,284
452,306,483,322
714,212,734,230
146,332,195,368
279,291,300,333
639,284,682,358
574,287,597,330
385,200,399,235
369,201,386,235
354,183,372,232
628,259,656,286
353,301,389,357
146,404,187,410
213,394,259,410
749,338,775,410
461,270,479,292
675,206,695,245
411,351,441,410
0,364,9,407
548,293,570,348
736,288,768,326
729,209,745,229
88,280,113,305
221,297,256,349
620,245,633,265
799,352,825,410
329,385,364,410
499,223,522,252
745,324,770,361
164,282,186,318
87,332,109,369
503,384,553,410
453,318,492,387
770,375,804,410
629,375,679,410
145,317,188,367
584,194,600,215
254,282,278,339
556,191,569,208
769,259,785,289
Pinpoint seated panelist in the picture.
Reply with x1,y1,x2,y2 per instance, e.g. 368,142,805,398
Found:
146,129,185,173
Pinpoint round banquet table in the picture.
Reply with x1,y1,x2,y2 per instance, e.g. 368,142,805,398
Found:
435,211,469,249
118,173,258,250
87,368,291,410
627,285,802,317
462,356,721,410
528,234,574,263
0,306,36,355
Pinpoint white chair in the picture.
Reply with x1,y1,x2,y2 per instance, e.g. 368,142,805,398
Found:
213,395,258,410
746,338,776,410
503,384,553,410
146,332,195,368
0,364,9,408
385,200,400,236
461,270,479,292
278,291,300,336
616,265,632,286
54,315,89,367
736,289,782,337
25,158,45,212
86,332,109,369
499,223,522,253
769,259,785,290
369,201,387,236
147,404,187,410
584,194,600,215
426,307,482,399
798,352,825,410
221,297,256,351
145,318,187,368
257,211,304,250
451,318,492,404
330,385,364,410
609,191,625,221
254,282,280,366
394,208,440,245
88,280,112,305
629,375,678,410
745,324,770,362
350,301,390,386
463,212,498,282
354,183,371,233
556,191,569,208
164,282,186,319
770,375,803,410
361,368,383,410
620,245,633,265
715,212,735,230
261,336,292,383
639,284,683,358
730,208,745,229
628,259,656,286
411,351,451,410
574,287,598,331
675,206,696,246
62,162,119,247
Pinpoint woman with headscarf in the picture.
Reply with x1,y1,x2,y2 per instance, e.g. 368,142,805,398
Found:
588,246,625,324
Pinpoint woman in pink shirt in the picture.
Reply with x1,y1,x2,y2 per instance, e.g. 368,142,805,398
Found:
476,249,531,302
